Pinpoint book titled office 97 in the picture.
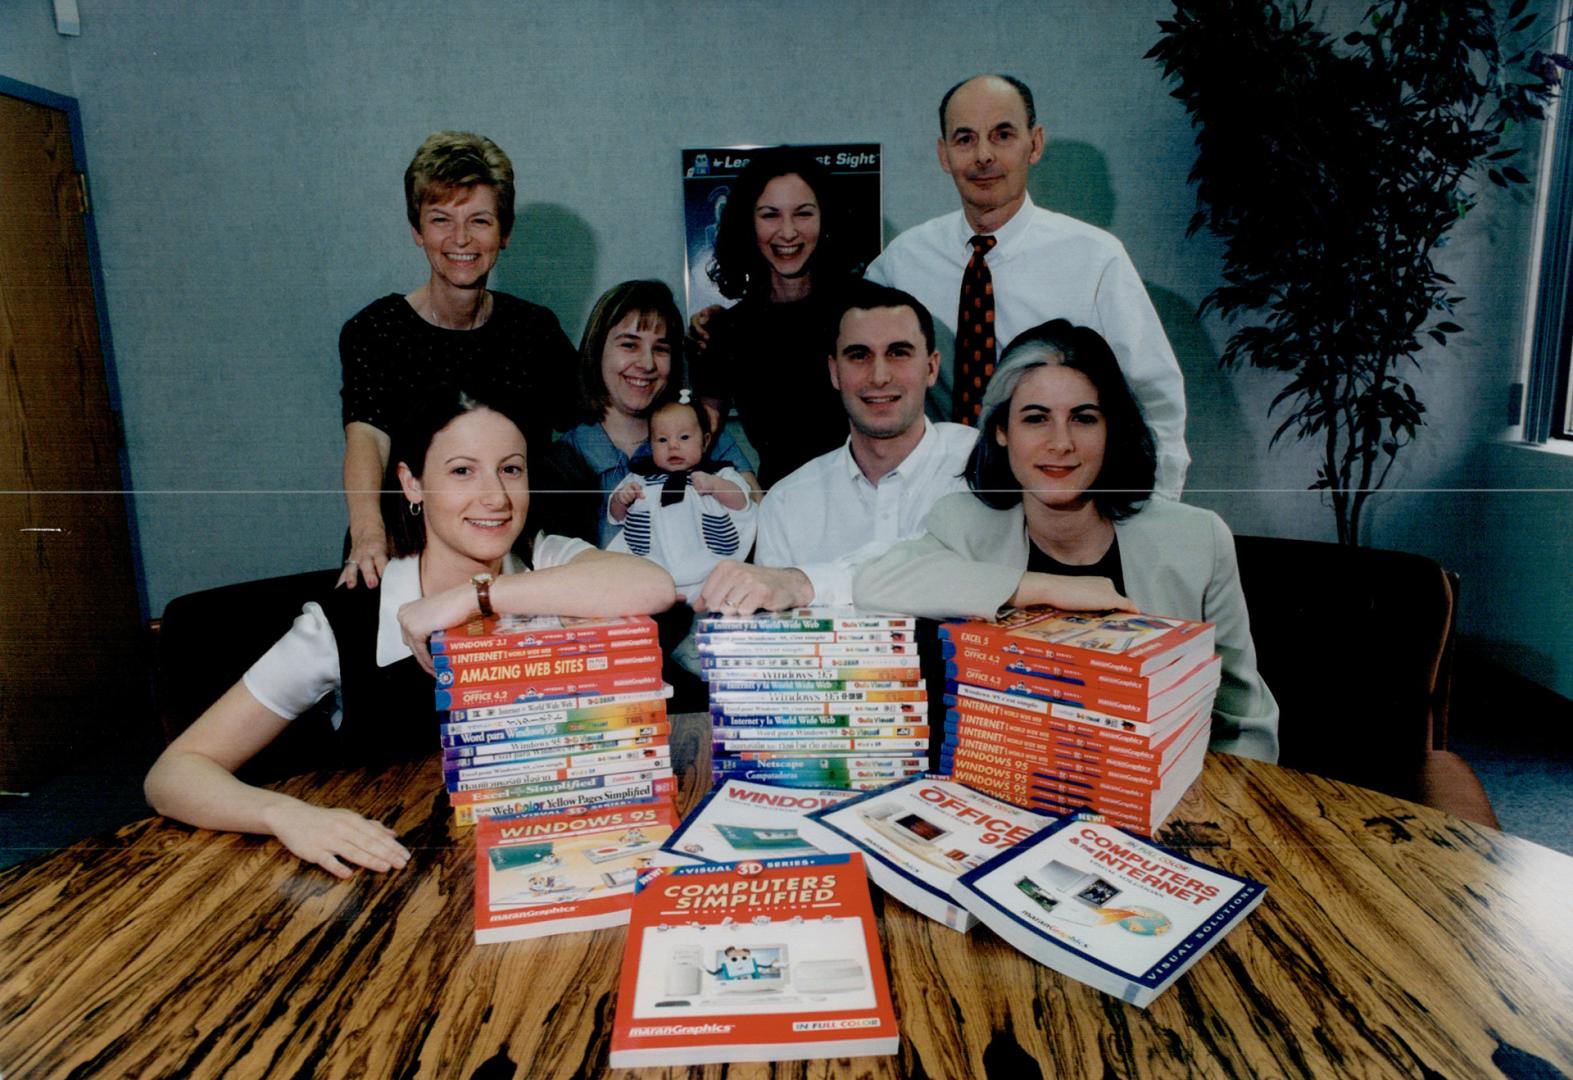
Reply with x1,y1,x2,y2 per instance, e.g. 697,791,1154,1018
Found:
609,853,898,1068
950,816,1265,1008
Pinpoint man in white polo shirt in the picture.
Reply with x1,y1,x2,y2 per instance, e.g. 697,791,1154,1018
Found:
866,73,1189,497
692,282,976,614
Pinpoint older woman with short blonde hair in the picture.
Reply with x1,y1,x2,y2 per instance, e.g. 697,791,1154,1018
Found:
338,131,577,589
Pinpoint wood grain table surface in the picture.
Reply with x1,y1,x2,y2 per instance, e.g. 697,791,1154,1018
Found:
2,713,1571,1079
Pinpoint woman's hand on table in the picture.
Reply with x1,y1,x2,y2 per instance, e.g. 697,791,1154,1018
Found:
266,799,410,879
339,528,390,589
398,583,477,676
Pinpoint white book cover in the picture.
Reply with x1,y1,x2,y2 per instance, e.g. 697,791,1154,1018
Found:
609,853,898,1067
951,816,1266,1007
799,775,1056,931
474,800,678,943
661,779,856,865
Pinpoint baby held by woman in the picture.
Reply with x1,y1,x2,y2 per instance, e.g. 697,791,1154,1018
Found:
605,392,757,601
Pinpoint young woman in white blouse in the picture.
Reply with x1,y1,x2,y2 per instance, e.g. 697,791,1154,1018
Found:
145,389,675,878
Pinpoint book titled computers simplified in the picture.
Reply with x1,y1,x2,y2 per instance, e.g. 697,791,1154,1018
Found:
609,853,898,1068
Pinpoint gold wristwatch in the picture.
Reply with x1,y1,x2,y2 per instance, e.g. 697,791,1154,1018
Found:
471,572,495,617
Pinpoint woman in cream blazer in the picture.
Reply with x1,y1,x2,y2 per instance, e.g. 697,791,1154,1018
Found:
854,321,1278,763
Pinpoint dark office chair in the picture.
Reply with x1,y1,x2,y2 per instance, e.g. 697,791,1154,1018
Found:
1233,535,1499,828
155,568,342,780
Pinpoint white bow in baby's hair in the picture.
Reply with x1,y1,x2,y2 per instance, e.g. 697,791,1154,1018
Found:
678,388,692,405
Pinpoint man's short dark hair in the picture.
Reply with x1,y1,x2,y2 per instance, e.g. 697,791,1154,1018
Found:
831,281,936,356
938,74,1038,136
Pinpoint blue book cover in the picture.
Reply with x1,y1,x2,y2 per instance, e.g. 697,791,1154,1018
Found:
951,815,1266,1007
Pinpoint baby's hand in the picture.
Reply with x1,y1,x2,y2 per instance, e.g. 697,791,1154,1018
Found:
610,479,644,522
691,471,747,509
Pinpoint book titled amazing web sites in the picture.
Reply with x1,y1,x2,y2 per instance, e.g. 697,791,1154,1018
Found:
610,853,898,1068
951,816,1266,1008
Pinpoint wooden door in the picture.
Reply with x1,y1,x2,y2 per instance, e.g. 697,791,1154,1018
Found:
0,91,145,792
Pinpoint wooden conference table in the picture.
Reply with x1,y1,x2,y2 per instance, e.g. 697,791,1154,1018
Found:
2,714,1571,1079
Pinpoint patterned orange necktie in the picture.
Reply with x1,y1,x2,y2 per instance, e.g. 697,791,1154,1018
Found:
955,234,998,425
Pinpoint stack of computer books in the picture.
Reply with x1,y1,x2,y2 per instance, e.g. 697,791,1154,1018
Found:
431,612,676,827
697,607,931,790
939,607,1221,835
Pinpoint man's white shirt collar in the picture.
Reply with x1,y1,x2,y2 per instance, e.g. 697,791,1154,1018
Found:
839,418,938,487
375,553,524,667
952,191,1036,256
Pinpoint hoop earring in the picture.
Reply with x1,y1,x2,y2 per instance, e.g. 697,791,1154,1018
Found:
408,500,422,517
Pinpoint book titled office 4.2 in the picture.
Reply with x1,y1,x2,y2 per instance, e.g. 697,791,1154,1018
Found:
609,853,898,1068
951,816,1265,1007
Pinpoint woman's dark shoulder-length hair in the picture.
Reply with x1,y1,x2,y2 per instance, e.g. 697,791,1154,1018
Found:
574,279,685,425
706,146,855,301
965,319,1157,521
383,386,533,558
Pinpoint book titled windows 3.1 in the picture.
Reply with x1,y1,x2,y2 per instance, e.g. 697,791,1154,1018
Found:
950,816,1265,1007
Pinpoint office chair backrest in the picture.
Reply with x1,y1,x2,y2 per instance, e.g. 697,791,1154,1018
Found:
156,568,342,780
1232,535,1455,799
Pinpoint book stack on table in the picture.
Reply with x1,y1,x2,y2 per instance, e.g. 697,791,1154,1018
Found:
431,613,677,826
697,608,931,790
939,608,1222,835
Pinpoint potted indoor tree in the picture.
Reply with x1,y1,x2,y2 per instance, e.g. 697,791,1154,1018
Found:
1149,0,1567,544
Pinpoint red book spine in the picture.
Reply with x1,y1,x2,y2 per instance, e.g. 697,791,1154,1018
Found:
441,648,663,690
435,635,658,669
947,724,1167,780
947,642,1165,698
948,701,1208,767
435,668,665,710
943,615,1212,677
945,745,1161,797
433,614,659,654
